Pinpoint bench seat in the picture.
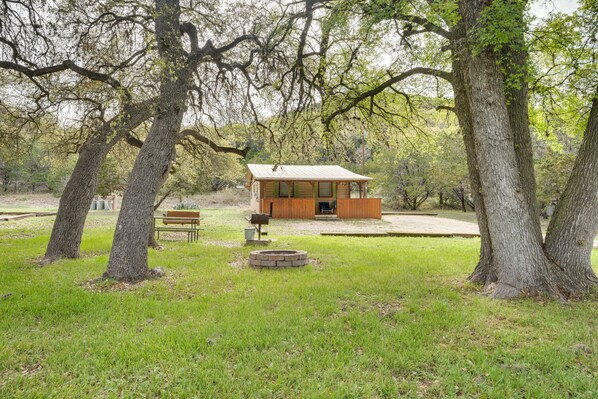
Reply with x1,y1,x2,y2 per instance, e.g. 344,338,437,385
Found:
154,211,201,242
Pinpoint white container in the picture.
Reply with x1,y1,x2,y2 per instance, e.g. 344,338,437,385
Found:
90,201,97,211
96,200,105,210
244,226,256,241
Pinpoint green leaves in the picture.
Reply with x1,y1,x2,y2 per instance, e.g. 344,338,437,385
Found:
473,0,527,54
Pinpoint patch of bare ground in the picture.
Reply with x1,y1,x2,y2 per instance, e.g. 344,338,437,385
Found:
20,362,43,376
80,268,165,292
0,192,59,209
0,362,44,388
416,377,440,398
445,278,484,295
152,232,192,242
205,240,242,248
228,254,247,269
372,300,404,317
81,278,147,292
393,368,440,398
309,257,323,270
160,188,249,209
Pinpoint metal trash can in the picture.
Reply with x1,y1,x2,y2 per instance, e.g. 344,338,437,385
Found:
90,200,97,211
96,200,105,210
244,226,256,241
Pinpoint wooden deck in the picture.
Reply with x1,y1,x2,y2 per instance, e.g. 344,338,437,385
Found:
261,198,316,219
337,198,382,219
260,197,382,219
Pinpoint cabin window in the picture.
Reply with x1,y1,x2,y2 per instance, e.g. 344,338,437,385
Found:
279,182,293,197
319,182,332,197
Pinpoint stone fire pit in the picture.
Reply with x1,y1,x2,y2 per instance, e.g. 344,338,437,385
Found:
249,250,308,269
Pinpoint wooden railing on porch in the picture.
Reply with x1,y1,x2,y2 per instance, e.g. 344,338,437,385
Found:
336,198,382,219
261,198,315,219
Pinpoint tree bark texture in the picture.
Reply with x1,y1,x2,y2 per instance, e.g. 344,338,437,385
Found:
42,100,156,263
459,0,568,298
42,135,111,262
502,25,543,243
450,23,496,286
545,91,598,290
104,0,189,281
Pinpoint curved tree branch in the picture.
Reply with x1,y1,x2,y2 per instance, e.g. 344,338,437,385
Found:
179,129,249,157
0,59,132,103
323,67,453,127
397,14,452,41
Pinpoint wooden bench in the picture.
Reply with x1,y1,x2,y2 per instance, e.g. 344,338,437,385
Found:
154,210,202,242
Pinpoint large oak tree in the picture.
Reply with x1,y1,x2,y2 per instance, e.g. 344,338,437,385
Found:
276,0,597,298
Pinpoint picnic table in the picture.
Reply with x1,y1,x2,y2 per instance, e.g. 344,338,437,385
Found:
153,210,202,242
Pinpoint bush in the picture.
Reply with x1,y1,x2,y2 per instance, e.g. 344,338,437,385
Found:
46,157,76,197
173,202,200,210
96,157,122,197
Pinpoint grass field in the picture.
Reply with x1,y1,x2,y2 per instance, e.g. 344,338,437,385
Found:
1,209,597,398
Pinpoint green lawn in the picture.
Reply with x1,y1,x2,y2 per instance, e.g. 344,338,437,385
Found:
1,209,596,398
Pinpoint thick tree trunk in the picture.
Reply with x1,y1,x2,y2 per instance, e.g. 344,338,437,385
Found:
41,99,156,264
104,104,184,280
459,0,568,298
42,136,110,263
104,0,188,281
503,27,543,242
450,24,495,286
544,92,598,290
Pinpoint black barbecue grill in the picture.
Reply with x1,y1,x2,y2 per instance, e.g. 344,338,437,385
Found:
250,213,269,240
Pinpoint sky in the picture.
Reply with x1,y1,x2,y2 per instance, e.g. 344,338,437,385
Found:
529,0,580,17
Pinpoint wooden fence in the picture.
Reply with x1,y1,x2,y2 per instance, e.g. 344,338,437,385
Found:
336,198,382,219
261,198,316,219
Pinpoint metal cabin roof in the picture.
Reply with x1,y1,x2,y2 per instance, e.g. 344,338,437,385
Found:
247,164,372,182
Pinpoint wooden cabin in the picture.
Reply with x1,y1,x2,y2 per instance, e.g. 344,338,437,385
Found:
245,164,382,219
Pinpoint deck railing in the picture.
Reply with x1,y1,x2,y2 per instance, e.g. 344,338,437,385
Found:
336,198,382,219
260,197,382,219
261,198,315,219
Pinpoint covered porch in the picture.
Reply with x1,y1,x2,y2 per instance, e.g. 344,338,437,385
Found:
247,164,382,219
259,181,381,219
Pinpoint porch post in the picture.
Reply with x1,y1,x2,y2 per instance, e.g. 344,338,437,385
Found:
310,181,315,214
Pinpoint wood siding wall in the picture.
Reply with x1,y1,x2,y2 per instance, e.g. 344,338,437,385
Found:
336,182,350,198
263,181,275,198
295,182,313,198
337,198,382,219
261,198,315,219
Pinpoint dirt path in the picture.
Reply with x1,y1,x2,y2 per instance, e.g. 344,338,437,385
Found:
278,214,480,236
277,215,598,248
